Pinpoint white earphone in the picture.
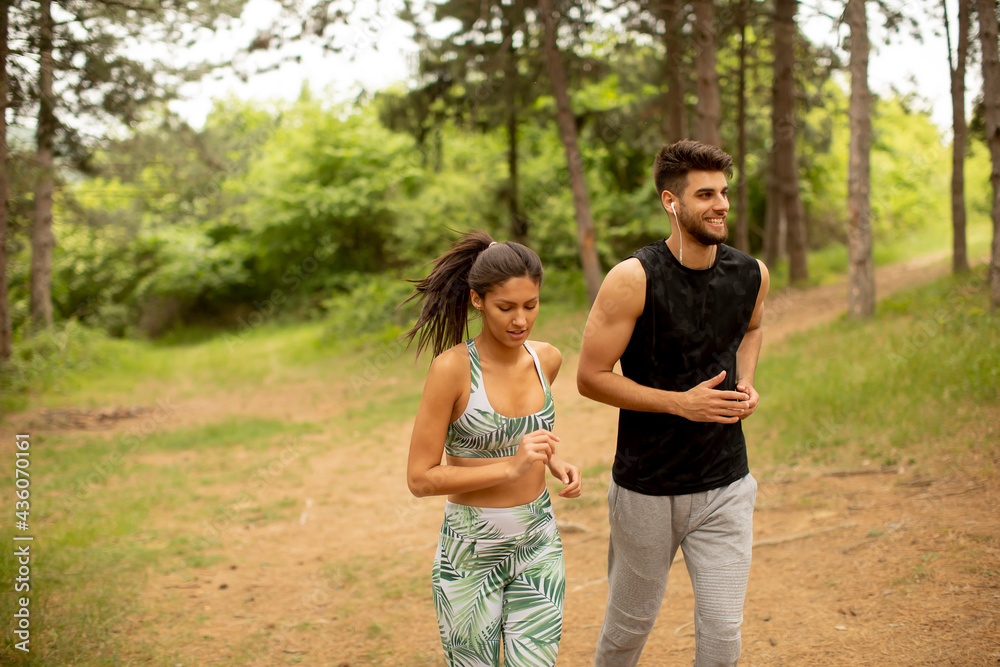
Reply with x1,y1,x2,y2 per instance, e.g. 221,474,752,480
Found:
670,202,683,263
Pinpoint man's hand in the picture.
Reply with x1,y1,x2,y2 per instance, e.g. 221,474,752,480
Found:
679,370,751,423
736,380,759,420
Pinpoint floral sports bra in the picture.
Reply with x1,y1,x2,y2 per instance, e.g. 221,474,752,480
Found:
445,339,555,459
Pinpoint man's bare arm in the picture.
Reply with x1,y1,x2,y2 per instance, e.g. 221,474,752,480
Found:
735,259,770,419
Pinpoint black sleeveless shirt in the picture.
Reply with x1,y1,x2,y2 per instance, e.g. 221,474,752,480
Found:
614,241,762,496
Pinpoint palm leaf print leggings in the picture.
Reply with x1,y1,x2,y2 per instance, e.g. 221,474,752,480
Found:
432,489,564,666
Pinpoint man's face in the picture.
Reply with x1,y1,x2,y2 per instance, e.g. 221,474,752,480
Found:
673,170,730,246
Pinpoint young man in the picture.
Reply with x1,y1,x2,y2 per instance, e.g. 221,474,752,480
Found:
577,139,770,667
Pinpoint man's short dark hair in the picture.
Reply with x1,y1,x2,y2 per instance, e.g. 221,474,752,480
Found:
654,140,734,199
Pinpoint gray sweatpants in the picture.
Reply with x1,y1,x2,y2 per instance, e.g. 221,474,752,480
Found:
594,474,757,667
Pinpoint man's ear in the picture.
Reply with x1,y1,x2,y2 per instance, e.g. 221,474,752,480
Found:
660,189,678,213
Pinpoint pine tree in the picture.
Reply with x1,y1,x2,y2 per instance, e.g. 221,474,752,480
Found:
976,0,1000,309
846,0,875,319
22,0,248,330
944,0,971,274
771,0,808,284
539,0,602,304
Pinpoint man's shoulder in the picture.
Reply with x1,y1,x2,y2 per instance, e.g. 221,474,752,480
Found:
620,240,669,277
631,239,667,262
607,255,648,287
720,244,763,275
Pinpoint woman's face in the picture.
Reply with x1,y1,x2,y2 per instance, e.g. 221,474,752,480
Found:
471,275,540,347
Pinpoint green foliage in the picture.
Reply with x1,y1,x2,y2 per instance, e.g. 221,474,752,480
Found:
964,138,996,218
45,102,277,335
869,97,950,232
386,123,508,265
800,90,952,248
322,272,418,342
5,26,976,351
239,95,420,278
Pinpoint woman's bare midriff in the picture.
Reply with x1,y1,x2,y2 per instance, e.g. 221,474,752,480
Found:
446,455,547,508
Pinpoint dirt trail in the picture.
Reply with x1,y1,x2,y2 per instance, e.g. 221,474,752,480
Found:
759,250,953,348
12,252,1000,665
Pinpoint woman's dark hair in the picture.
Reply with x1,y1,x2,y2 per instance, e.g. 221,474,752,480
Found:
654,139,734,199
401,230,544,357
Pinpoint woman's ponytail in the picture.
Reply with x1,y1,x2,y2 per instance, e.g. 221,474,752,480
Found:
401,230,494,357
402,229,544,357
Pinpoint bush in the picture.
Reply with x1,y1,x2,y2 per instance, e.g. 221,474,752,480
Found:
0,321,110,411
321,273,420,343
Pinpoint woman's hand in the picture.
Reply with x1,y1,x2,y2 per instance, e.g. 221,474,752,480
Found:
547,454,582,498
508,429,559,480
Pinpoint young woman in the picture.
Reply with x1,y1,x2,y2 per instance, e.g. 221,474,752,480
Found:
403,230,581,666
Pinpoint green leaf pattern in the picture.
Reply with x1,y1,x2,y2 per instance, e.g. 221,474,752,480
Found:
446,339,556,459
432,493,564,666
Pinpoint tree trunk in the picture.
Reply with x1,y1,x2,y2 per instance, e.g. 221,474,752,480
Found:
945,0,969,274
502,15,526,244
507,106,526,242
539,0,602,305
978,0,1000,310
693,0,721,146
31,0,55,329
773,0,808,283
764,171,783,266
846,0,874,319
734,0,750,253
0,0,11,362
660,0,687,142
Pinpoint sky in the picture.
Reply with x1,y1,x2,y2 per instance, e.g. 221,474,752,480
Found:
169,0,419,126
169,0,966,132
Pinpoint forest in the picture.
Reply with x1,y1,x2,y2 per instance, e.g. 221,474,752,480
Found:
0,0,998,388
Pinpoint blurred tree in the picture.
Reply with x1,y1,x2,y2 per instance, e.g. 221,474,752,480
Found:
402,0,545,243
733,0,751,252
769,0,808,283
0,0,11,361
6,5,964,336
944,0,970,274
55,102,275,335
693,0,722,145
539,0,602,304
19,0,248,330
661,0,689,142
846,0,874,318
615,0,691,141
237,0,370,70
30,0,53,329
976,0,1000,309
375,77,450,169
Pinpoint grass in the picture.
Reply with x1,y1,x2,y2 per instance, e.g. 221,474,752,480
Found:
745,266,999,470
0,416,326,664
1,239,998,662
0,319,375,414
